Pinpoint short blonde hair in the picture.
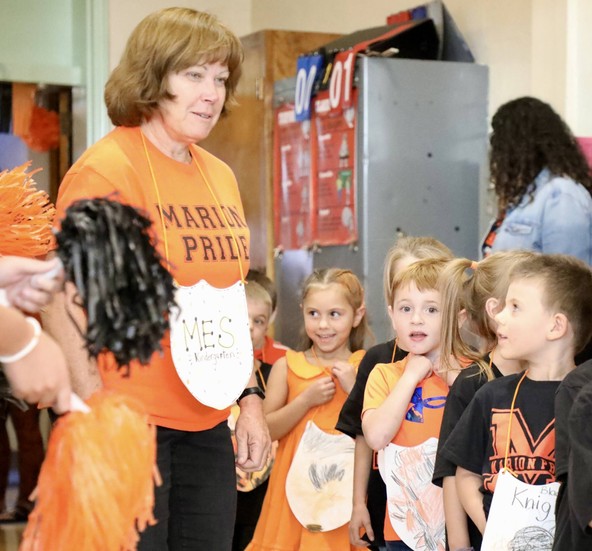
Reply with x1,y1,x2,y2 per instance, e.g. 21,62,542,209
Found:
509,254,592,354
245,280,272,314
384,236,453,307
246,269,277,312
390,257,449,302
105,7,243,126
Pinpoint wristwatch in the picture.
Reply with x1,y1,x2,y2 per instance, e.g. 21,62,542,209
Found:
237,386,265,402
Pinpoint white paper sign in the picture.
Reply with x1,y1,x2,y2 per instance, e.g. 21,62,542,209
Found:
378,438,445,551
169,280,253,410
285,420,354,532
481,469,559,551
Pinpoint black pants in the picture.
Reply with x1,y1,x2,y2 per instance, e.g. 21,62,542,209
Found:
137,421,237,551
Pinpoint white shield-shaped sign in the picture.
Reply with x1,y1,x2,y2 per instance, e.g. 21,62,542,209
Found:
169,280,253,410
481,469,558,551
285,420,354,532
378,438,445,551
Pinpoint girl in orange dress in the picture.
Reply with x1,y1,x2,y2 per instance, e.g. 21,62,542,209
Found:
246,268,370,551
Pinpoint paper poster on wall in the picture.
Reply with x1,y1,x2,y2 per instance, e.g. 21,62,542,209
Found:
273,103,314,250
313,89,358,246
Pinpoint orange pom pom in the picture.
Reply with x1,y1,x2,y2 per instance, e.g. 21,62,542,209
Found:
0,162,55,257
25,106,60,152
20,392,158,551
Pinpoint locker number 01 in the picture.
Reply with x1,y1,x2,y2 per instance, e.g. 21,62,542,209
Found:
329,51,355,110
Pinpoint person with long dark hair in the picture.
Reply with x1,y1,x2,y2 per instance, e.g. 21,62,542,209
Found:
483,96,592,263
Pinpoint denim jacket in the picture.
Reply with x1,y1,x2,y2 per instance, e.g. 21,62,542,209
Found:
489,169,592,264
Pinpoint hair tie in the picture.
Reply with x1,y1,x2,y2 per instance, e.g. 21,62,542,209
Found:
470,260,479,270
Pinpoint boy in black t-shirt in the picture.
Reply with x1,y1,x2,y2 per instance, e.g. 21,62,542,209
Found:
552,359,592,550
441,254,592,540
565,379,592,546
336,340,406,550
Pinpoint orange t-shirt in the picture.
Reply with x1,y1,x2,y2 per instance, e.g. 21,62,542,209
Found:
55,126,249,431
363,357,448,541
254,335,289,365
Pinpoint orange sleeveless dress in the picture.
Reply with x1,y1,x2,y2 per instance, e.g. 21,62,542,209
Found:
246,349,365,551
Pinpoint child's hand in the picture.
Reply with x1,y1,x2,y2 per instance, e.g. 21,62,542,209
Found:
331,361,356,393
302,376,336,407
349,502,374,547
402,354,433,384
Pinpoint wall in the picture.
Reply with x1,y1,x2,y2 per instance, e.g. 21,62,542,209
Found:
566,0,592,136
1,1,589,138
0,0,84,85
107,0,592,135
251,0,405,33
108,0,253,69
443,0,533,117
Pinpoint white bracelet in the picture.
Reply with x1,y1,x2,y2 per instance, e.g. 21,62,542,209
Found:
0,317,42,364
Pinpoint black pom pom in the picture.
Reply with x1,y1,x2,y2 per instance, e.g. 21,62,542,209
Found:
54,197,177,374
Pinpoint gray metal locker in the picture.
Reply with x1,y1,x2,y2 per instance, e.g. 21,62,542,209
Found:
275,57,489,347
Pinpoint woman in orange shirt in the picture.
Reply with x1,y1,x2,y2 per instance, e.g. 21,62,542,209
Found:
42,8,269,550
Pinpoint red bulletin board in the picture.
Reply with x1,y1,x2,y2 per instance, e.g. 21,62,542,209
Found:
312,88,358,246
273,103,314,250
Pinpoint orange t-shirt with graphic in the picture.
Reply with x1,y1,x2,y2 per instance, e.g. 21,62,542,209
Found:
363,358,448,541
54,126,249,431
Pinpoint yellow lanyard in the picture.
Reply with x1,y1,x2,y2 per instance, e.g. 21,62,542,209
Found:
391,339,398,363
255,362,267,392
503,370,529,474
141,132,245,282
310,346,336,378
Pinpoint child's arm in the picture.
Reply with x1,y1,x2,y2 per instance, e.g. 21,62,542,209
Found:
349,435,375,547
264,357,336,441
456,467,486,534
363,355,432,450
443,476,471,550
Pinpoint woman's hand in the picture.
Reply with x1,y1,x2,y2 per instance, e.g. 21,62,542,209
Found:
3,330,72,413
0,256,64,313
235,394,271,471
